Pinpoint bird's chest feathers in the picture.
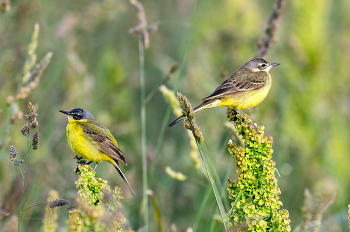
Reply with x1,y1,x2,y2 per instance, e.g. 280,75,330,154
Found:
221,74,272,110
66,120,102,162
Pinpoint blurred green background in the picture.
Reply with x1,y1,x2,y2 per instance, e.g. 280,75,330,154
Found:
1,0,349,231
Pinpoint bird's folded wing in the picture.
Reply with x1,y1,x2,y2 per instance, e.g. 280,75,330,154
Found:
79,122,127,165
202,72,268,101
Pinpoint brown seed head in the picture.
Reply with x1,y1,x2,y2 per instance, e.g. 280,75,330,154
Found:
49,199,70,209
14,160,24,166
177,92,194,119
32,131,39,149
9,146,18,161
20,124,30,136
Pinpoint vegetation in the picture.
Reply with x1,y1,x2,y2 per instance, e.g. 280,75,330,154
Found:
0,0,349,231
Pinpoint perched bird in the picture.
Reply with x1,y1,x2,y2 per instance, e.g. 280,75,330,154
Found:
60,108,135,196
168,57,280,133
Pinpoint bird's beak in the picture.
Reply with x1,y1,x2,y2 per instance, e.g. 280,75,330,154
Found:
271,63,280,66
59,110,70,115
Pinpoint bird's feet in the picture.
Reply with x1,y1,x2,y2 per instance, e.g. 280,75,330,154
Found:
233,108,260,134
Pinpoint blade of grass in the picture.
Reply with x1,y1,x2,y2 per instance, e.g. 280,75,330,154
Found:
139,37,148,228
194,139,227,231
147,190,163,232
193,132,231,231
202,143,230,210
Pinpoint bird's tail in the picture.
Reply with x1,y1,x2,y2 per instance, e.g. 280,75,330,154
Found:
168,115,185,127
114,164,135,196
193,99,220,112
168,99,220,127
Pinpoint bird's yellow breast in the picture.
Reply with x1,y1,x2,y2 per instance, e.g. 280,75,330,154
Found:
218,74,271,110
66,119,114,163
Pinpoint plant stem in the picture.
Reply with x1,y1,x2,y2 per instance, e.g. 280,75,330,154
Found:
148,107,171,184
194,139,227,231
139,37,148,228
18,134,33,231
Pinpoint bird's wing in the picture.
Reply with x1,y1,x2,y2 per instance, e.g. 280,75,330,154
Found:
79,121,127,165
202,71,269,101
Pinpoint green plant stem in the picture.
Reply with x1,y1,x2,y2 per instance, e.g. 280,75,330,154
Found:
202,143,230,210
222,189,244,220
193,132,231,232
186,118,227,231
18,134,33,232
148,107,171,184
139,38,148,228
194,138,227,231
148,0,199,187
148,192,163,232
21,202,47,213
193,185,212,232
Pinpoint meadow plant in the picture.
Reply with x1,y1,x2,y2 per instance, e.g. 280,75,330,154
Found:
75,164,111,206
294,189,336,232
41,190,59,232
226,109,291,231
159,85,200,168
0,0,10,13
67,195,129,232
1,23,52,149
177,92,228,229
69,165,129,231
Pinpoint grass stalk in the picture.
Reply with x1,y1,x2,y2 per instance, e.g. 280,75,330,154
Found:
193,130,232,232
18,134,34,231
139,37,148,228
194,138,227,231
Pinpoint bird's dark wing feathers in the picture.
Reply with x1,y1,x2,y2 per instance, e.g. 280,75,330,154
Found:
202,71,268,101
80,123,127,165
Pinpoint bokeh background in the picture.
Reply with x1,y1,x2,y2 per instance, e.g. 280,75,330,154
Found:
1,0,350,231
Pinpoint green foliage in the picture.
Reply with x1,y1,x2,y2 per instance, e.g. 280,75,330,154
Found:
226,109,290,231
1,0,349,230
67,196,129,232
70,165,129,231
75,164,111,206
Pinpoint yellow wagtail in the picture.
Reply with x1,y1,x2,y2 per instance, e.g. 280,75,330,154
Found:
168,57,280,133
60,108,135,196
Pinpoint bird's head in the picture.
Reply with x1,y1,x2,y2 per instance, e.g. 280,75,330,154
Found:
59,108,94,121
243,57,280,72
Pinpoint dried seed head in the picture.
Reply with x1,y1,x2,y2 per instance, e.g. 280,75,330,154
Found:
6,95,14,106
169,62,179,74
10,110,23,124
20,124,30,136
164,62,179,83
32,131,39,149
24,102,37,123
177,92,195,119
14,160,24,166
17,52,53,100
165,166,187,181
147,24,158,33
184,118,191,130
0,0,10,13
129,0,152,48
193,124,204,143
9,146,18,161
30,120,38,129
49,199,70,209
